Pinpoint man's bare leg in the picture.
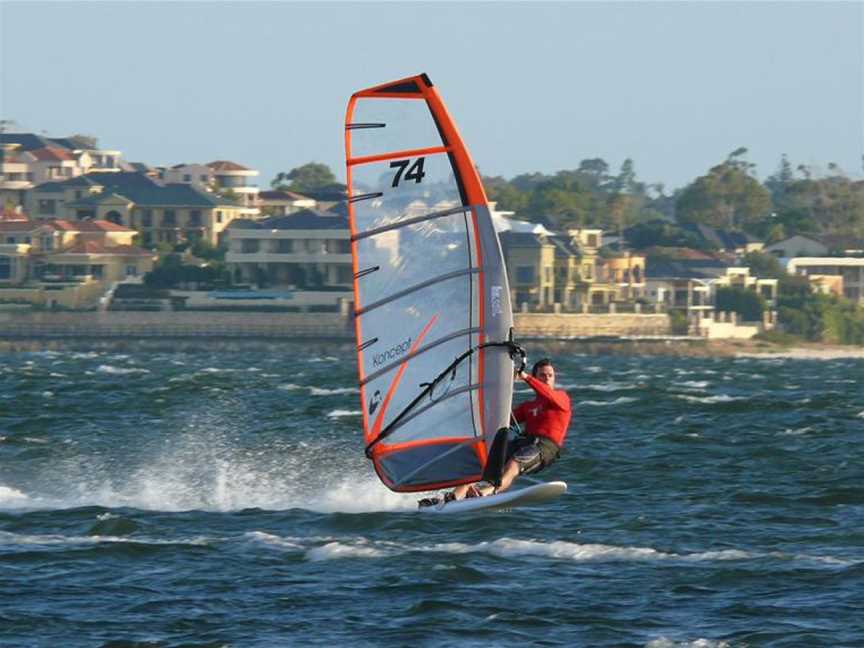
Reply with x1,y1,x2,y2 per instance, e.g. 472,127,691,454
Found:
488,460,520,495
450,459,521,500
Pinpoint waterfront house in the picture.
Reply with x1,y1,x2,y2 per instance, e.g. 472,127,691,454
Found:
0,217,154,309
499,228,617,311
0,134,124,210
222,208,352,312
29,172,246,246
763,234,828,258
786,257,864,304
259,190,317,216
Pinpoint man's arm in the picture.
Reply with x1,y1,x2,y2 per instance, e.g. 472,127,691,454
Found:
520,372,570,412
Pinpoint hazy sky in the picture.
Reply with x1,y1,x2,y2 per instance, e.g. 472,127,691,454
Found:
1,1,862,192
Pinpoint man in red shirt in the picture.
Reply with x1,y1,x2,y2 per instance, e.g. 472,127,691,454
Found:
451,357,572,500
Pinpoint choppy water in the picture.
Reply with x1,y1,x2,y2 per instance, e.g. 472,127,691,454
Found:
1,345,862,647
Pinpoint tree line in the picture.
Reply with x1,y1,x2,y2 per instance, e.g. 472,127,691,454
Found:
271,152,864,245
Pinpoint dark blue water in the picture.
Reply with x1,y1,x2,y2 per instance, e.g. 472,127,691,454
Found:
1,346,862,647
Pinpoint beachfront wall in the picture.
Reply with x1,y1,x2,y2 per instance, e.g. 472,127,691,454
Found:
0,311,352,338
0,311,671,340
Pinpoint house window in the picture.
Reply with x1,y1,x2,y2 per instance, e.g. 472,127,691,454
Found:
516,266,534,284
0,256,12,280
163,210,176,226
200,175,208,182
38,199,56,215
183,174,192,182
216,211,223,223
587,234,598,247
544,267,552,283
91,265,103,279
188,210,201,226
41,235,54,251
126,265,138,276
242,240,259,253
5,237,13,244
336,266,353,284
141,209,152,227
277,240,293,253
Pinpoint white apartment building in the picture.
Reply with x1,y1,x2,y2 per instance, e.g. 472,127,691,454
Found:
225,209,352,310
786,257,864,304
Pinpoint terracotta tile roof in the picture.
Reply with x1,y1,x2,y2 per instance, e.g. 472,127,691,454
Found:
55,240,153,256
0,207,29,222
0,220,43,233
48,219,135,233
29,147,76,161
207,160,250,171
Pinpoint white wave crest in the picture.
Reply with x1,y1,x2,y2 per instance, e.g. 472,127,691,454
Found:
438,538,754,563
309,386,359,396
245,531,305,550
581,382,639,392
577,396,638,407
675,394,746,404
646,638,731,648
305,540,389,561
327,409,361,418
674,380,710,390
0,485,29,506
96,365,150,375
0,529,210,547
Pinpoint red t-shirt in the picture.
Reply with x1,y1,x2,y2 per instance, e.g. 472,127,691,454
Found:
512,374,572,448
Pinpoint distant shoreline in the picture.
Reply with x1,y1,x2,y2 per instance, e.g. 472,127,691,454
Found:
1,336,862,359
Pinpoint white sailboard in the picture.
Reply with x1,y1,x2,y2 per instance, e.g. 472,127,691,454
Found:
343,74,564,510
417,481,567,515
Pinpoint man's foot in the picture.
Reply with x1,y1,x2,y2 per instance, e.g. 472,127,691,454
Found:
465,485,483,499
418,492,456,508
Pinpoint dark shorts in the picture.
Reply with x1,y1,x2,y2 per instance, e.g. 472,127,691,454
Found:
508,436,560,475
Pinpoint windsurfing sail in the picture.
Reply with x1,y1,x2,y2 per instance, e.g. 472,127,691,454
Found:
344,73,518,493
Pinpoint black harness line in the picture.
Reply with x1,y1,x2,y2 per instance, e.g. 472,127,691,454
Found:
364,335,526,458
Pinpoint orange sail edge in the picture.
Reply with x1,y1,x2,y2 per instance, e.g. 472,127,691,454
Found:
351,73,434,100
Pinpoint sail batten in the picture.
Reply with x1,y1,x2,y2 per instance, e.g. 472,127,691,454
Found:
345,73,515,492
358,326,481,387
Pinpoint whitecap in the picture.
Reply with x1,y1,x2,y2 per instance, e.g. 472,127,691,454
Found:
278,383,303,391
305,541,387,561
581,382,639,392
309,386,359,396
245,531,304,551
577,396,638,407
326,409,361,418
433,538,756,564
675,394,746,404
96,365,150,375
674,380,710,390
0,485,29,506
646,638,731,648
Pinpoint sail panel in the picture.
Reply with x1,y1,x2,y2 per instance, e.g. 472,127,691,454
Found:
349,98,444,160
353,209,476,318
348,152,462,236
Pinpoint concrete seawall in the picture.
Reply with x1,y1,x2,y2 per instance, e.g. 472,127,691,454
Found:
0,311,671,340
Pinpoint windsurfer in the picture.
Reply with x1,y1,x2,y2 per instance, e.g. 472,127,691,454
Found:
450,358,571,501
